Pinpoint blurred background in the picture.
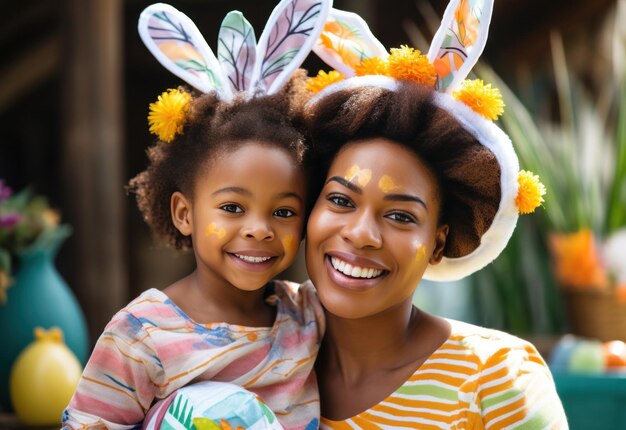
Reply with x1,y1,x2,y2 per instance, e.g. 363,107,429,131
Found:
1,0,625,426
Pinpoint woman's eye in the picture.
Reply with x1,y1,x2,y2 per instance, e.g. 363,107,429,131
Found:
220,204,243,213
328,194,354,208
274,208,295,218
386,212,416,224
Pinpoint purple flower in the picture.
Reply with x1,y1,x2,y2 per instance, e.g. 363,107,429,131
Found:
0,180,12,203
0,213,21,229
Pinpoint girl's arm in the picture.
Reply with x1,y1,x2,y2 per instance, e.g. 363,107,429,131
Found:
63,313,163,429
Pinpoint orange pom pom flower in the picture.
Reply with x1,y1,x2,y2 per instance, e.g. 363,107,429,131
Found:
516,170,546,214
386,46,437,87
148,88,191,143
306,70,345,94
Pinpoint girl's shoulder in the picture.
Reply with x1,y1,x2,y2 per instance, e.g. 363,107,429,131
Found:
104,288,184,334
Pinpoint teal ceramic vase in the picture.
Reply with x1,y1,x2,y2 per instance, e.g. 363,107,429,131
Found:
0,225,88,411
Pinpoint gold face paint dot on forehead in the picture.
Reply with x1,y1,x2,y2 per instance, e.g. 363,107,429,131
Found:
281,234,295,253
206,222,226,239
344,164,372,187
378,175,401,193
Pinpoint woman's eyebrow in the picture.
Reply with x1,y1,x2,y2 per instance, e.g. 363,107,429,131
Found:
326,176,361,194
384,193,428,211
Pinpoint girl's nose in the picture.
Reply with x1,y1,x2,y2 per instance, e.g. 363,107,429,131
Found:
241,217,274,241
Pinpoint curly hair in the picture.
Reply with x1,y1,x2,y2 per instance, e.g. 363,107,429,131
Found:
305,82,501,259
129,70,311,249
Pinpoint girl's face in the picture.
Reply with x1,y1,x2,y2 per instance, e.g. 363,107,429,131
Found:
173,142,306,292
306,138,448,319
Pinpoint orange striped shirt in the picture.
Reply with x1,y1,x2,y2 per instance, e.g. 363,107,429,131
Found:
321,320,568,429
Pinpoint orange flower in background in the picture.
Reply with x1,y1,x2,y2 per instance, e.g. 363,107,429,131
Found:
549,229,610,289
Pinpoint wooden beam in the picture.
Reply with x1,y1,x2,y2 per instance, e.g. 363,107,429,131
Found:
61,0,127,343
0,37,59,113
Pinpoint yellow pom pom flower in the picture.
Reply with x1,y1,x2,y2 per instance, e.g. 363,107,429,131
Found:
148,88,192,143
354,57,389,77
306,70,345,94
453,79,505,121
387,46,437,87
515,170,546,214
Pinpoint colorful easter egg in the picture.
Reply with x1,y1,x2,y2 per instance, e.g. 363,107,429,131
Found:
10,327,82,425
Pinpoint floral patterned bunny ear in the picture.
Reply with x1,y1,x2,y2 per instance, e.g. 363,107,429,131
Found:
217,11,257,92
311,8,388,77
250,0,333,94
138,3,232,99
427,0,494,92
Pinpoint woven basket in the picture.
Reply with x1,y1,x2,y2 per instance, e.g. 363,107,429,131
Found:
564,289,626,341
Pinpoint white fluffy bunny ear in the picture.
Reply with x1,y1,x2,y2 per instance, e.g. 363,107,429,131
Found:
138,3,232,99
427,0,494,92
312,8,388,77
251,0,333,94
217,11,257,92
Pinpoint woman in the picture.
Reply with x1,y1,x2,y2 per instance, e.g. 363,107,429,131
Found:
302,1,568,428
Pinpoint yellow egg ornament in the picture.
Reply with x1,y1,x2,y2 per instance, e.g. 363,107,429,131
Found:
10,327,82,425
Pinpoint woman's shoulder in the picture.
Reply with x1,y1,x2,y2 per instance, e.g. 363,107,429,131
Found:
443,319,546,367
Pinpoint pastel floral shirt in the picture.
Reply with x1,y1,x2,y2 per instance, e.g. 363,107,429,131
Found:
63,281,324,430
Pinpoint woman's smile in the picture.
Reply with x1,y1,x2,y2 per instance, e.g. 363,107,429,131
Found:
324,252,389,292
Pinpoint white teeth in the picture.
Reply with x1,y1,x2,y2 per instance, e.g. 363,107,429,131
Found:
330,257,383,279
235,254,272,263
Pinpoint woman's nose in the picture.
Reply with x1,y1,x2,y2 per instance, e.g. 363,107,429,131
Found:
340,209,382,249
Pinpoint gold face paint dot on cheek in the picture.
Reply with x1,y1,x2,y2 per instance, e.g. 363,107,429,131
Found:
378,175,400,193
206,222,226,239
344,164,372,187
281,234,295,253
415,243,427,262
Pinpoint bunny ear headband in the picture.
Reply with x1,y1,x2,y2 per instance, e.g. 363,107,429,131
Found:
306,0,546,281
138,0,332,142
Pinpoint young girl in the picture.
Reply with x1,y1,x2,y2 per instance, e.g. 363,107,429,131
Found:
302,1,568,427
63,1,332,429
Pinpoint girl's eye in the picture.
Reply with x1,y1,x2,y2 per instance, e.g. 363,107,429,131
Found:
328,194,354,208
274,208,295,218
220,204,243,213
386,212,416,224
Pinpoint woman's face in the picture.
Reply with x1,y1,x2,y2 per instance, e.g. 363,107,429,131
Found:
306,138,448,319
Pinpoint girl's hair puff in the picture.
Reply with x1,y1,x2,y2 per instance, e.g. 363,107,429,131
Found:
130,70,310,249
